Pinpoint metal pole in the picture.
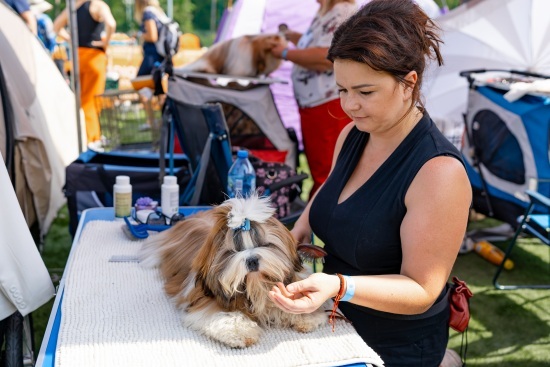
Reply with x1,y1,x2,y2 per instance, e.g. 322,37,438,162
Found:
68,0,83,153
210,0,217,32
167,0,173,19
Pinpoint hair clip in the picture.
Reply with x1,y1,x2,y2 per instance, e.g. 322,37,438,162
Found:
240,218,251,231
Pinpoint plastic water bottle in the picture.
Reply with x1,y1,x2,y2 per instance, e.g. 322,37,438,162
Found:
227,150,256,198
473,240,514,270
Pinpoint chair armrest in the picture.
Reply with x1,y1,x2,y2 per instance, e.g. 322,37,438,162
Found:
525,190,550,208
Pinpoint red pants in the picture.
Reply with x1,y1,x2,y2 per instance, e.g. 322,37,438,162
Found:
299,99,350,199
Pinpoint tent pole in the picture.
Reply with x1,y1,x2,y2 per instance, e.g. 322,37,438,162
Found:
67,0,83,153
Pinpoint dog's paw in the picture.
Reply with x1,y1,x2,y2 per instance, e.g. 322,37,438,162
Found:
201,311,262,348
291,310,327,333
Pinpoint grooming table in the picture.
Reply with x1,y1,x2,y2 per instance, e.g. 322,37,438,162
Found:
37,208,384,367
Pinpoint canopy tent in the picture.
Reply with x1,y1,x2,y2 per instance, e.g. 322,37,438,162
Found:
423,0,550,127
216,0,442,147
0,2,80,238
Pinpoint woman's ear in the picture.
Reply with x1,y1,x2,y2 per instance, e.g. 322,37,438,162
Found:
403,70,418,100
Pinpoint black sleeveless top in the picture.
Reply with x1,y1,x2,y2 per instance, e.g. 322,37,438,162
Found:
77,1,104,49
310,112,464,355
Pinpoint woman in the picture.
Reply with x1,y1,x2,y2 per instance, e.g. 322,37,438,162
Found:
53,0,116,148
134,0,168,76
272,0,356,199
268,1,472,366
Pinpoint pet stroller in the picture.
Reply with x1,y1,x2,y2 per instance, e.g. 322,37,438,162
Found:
168,70,299,169
162,72,307,224
460,69,550,228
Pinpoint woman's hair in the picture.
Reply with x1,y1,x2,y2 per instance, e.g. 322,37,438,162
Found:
134,0,162,23
318,0,355,16
327,0,443,109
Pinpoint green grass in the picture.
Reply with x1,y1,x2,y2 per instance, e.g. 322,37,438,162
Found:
32,183,550,365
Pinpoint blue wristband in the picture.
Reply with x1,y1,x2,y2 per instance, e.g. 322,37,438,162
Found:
341,275,355,302
281,48,289,60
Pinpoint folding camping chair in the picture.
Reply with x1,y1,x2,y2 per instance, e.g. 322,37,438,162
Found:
494,190,550,290
162,97,307,226
162,99,233,206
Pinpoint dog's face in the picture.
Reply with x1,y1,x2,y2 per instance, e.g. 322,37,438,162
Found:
140,195,329,347
193,196,302,315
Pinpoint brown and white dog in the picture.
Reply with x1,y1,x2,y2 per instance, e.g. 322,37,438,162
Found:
139,195,327,348
180,34,286,77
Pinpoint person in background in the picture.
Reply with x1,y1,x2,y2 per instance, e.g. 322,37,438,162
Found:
271,0,356,199
134,0,169,77
5,0,37,34
29,0,55,53
53,0,116,150
268,1,472,366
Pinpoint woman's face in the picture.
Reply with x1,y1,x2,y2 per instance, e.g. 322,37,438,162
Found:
334,59,416,134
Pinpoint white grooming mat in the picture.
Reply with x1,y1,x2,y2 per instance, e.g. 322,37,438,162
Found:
56,221,384,367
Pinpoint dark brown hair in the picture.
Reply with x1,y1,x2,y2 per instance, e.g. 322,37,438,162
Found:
327,0,443,108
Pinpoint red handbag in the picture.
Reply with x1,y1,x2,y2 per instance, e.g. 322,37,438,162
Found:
448,276,473,332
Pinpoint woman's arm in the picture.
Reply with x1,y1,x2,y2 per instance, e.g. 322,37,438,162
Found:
52,9,68,35
271,44,333,72
346,157,472,314
89,1,116,49
142,19,158,43
271,155,472,315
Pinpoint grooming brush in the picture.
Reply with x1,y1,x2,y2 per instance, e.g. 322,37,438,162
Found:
297,243,327,264
121,216,171,240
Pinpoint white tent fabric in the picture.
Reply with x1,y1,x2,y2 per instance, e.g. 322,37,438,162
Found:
0,3,80,237
0,151,54,320
423,0,550,127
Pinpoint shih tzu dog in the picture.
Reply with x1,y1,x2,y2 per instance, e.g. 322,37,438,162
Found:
139,195,327,348
179,34,286,78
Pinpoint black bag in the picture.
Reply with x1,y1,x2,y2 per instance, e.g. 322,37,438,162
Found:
251,160,308,219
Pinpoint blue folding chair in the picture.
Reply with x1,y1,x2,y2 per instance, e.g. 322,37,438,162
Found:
162,98,233,206
493,190,550,290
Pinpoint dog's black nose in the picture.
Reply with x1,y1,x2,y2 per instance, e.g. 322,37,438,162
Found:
246,256,259,272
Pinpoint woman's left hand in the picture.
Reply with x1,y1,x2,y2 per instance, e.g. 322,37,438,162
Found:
268,272,340,314
91,39,108,50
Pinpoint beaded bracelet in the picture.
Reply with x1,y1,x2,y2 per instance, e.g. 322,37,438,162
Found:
329,273,346,332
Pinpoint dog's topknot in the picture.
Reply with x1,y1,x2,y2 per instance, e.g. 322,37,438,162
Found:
224,193,276,230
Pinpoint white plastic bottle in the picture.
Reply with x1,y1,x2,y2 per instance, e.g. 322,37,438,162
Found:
161,175,179,222
114,175,132,219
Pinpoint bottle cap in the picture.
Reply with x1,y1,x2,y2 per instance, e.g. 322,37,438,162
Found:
163,175,177,185
237,150,249,158
116,175,130,185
